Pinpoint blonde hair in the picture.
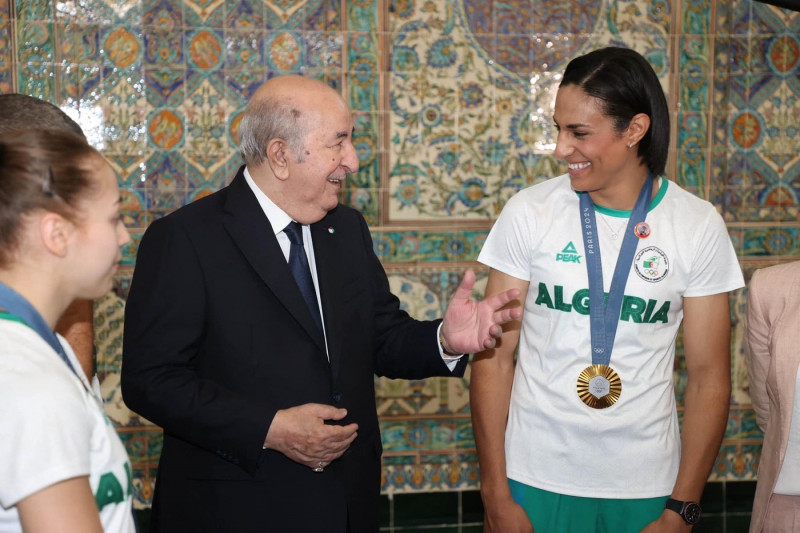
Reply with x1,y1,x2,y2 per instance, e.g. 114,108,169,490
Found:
0,130,103,267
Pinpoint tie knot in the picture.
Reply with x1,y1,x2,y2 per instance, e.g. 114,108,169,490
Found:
284,221,303,245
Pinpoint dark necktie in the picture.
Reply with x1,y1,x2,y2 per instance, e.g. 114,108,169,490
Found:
283,222,323,332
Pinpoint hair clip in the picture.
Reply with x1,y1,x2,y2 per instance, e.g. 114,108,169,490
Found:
42,167,55,197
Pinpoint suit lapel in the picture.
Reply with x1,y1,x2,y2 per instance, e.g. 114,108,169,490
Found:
311,213,344,379
221,170,326,352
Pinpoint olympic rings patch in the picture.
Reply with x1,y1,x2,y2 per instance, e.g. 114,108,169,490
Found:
634,246,669,283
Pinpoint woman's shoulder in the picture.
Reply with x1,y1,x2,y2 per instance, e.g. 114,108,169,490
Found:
502,174,572,211
657,179,726,225
519,173,571,195
662,178,717,212
751,261,800,291
0,321,87,409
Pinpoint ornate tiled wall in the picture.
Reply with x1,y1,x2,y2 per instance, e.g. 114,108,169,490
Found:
3,0,799,508
712,0,800,481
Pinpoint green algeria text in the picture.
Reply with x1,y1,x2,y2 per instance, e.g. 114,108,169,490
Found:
534,283,670,323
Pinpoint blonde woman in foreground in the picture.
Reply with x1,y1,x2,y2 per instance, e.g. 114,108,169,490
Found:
0,130,135,532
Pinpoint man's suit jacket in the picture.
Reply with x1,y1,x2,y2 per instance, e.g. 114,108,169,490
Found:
121,167,468,533
744,261,800,533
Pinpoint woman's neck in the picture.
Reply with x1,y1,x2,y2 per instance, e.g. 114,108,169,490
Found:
0,270,67,330
589,168,654,211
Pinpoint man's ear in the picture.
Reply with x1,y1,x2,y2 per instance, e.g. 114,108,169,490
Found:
39,212,73,258
266,138,291,181
626,113,651,146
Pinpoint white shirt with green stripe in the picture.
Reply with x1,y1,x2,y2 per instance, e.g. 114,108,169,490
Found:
478,174,744,498
0,317,136,532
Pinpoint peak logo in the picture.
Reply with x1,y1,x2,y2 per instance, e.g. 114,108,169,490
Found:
556,241,582,264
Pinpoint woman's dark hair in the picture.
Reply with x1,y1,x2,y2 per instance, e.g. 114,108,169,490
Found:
560,46,670,177
0,129,102,267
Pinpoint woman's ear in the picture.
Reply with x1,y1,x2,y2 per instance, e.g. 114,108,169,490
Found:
39,212,73,258
626,113,651,146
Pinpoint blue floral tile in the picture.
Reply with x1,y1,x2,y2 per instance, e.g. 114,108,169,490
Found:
541,0,602,34
0,2,10,93
262,30,308,73
142,0,184,30
223,69,265,104
101,26,143,70
224,30,264,71
305,31,343,68
143,29,184,68
306,0,340,31
751,1,792,33
185,28,224,72
15,0,52,22
184,0,224,28
119,188,150,229
144,67,186,106
19,22,54,64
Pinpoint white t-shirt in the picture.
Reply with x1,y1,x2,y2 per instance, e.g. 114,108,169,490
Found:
0,318,136,533
478,175,744,498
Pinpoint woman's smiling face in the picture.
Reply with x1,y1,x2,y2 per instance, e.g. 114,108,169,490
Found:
553,84,645,208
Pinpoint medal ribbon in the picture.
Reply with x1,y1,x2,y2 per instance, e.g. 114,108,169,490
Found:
579,176,653,366
0,281,80,378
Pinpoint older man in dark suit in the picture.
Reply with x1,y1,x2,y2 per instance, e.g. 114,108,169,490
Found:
121,75,520,533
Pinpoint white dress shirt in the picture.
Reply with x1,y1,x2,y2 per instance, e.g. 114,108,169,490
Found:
243,167,461,370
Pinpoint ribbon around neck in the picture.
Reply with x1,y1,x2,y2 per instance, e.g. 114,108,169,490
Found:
579,176,654,366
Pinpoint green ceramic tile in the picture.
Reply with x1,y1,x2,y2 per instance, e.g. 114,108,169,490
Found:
694,515,724,533
701,481,725,514
462,489,484,524
394,492,458,527
725,513,754,533
726,481,757,513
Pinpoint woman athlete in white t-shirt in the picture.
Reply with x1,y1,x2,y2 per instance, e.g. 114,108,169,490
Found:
0,130,135,533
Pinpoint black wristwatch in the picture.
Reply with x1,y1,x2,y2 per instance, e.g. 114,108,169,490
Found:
665,498,702,525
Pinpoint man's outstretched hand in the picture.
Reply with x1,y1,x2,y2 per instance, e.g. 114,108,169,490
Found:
440,269,522,354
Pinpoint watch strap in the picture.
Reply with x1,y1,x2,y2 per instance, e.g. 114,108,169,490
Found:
665,498,701,525
665,498,684,513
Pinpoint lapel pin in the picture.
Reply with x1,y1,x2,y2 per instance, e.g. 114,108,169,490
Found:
328,226,335,234
634,221,650,238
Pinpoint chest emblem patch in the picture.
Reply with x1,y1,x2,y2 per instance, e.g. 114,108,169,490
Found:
634,246,669,282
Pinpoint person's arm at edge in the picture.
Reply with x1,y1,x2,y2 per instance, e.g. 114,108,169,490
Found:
643,292,733,531
743,270,772,432
17,476,104,533
55,299,94,380
470,268,532,533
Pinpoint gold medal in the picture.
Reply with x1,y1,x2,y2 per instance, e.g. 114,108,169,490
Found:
577,364,622,409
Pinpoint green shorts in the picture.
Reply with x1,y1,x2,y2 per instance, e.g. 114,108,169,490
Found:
509,479,669,533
